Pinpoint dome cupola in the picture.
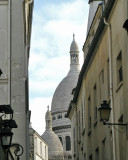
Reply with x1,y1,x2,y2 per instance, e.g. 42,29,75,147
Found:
51,34,80,114
45,106,52,131
42,107,64,160
69,34,79,67
70,34,79,53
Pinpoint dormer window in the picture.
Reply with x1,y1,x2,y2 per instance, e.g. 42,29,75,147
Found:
57,114,62,119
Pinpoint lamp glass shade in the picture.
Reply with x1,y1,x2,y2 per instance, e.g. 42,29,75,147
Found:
0,128,13,148
98,101,111,122
99,108,111,121
1,135,12,147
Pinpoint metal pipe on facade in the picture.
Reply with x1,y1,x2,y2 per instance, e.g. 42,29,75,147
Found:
103,18,116,160
26,0,33,5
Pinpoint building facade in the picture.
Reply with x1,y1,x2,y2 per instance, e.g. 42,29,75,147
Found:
51,35,80,160
0,0,33,159
42,107,64,160
67,0,128,160
29,126,48,160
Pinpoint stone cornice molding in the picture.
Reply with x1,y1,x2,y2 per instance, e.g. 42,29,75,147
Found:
73,0,116,103
52,125,71,131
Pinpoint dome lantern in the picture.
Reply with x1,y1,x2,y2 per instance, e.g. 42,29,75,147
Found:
45,106,52,131
70,34,79,66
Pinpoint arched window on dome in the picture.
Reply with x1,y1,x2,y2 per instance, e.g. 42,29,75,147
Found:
52,116,56,120
65,136,71,151
59,137,63,145
57,114,62,119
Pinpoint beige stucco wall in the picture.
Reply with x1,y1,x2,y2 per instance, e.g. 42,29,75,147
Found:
69,0,128,160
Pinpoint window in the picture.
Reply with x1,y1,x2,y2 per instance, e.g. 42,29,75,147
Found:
40,142,42,157
65,136,71,151
59,137,63,145
78,111,81,139
94,85,97,120
52,116,56,120
95,148,99,160
118,115,125,159
73,127,76,152
88,96,91,129
57,114,62,119
117,51,123,84
110,131,113,160
81,99,85,131
89,154,92,160
68,155,72,159
99,69,105,101
35,137,37,153
84,153,86,160
102,138,106,160
45,146,46,160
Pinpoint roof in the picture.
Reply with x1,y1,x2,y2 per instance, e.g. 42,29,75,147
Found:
42,108,63,158
51,35,80,114
67,0,116,116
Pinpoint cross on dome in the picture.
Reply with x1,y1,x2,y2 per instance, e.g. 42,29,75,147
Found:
47,105,49,111
73,33,75,41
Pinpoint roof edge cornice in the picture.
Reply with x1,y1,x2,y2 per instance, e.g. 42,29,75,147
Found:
71,0,116,104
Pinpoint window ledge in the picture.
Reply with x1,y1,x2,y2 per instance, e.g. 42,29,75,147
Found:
116,81,123,92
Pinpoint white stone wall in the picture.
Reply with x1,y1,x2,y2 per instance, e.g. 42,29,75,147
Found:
29,128,48,160
0,0,33,159
34,133,48,160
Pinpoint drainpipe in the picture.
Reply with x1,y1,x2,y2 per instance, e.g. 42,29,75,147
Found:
26,0,33,5
103,18,116,160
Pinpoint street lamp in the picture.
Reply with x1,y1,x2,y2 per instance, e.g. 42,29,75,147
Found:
0,105,24,159
98,100,128,138
0,105,16,149
0,127,13,148
98,100,111,123
0,104,13,120
8,143,24,160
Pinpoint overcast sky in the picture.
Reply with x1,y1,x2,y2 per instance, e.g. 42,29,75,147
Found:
29,0,89,135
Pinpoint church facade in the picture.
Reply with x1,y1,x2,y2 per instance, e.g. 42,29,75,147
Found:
42,107,64,160
51,35,80,160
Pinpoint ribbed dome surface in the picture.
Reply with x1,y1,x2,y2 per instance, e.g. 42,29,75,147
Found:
51,70,79,113
42,131,63,158
70,40,79,53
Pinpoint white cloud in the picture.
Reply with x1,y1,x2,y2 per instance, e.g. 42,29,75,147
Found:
30,97,52,135
29,0,89,134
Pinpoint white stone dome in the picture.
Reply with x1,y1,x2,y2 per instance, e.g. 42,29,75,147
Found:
51,34,80,114
50,35,80,158
51,70,79,114
42,131,63,158
70,34,79,53
42,107,64,159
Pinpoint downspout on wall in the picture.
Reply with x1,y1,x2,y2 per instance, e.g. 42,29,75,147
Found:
103,18,116,160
